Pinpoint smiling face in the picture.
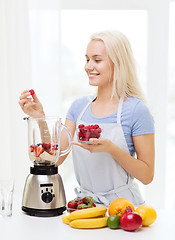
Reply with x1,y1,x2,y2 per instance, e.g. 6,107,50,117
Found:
84,40,114,88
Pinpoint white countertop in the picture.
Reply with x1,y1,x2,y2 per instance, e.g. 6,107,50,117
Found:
1,195,175,240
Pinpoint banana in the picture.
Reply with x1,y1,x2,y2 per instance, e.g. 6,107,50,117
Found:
70,216,108,229
62,216,72,225
67,206,107,221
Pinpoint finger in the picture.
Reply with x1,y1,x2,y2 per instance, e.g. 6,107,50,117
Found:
32,92,40,103
19,98,32,108
21,89,30,95
89,138,102,144
71,141,91,150
20,92,31,100
71,141,88,148
71,141,80,146
23,101,35,111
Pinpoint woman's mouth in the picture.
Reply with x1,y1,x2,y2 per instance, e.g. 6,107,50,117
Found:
88,73,100,79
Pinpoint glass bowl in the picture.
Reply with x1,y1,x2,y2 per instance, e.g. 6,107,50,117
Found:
67,207,80,213
77,124,102,144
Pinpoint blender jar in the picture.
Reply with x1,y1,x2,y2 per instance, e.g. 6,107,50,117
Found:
25,117,71,166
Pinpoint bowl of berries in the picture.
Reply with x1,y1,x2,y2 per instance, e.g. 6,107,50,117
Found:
77,124,102,144
67,196,96,213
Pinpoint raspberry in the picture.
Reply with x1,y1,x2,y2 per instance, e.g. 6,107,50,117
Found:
84,132,91,138
29,89,35,95
78,124,85,129
77,124,102,142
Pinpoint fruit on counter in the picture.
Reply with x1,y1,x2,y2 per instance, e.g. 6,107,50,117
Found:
77,124,102,142
69,216,108,229
76,199,84,206
135,204,157,226
62,216,71,225
62,206,108,229
108,198,135,217
67,206,107,221
67,200,77,210
67,196,96,212
120,207,142,231
107,215,120,229
77,204,89,210
29,89,35,95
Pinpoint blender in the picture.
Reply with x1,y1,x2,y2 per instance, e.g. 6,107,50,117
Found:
22,117,71,217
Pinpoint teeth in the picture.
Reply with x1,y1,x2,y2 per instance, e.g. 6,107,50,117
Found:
89,74,98,77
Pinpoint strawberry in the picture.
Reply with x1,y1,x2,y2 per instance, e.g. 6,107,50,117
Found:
49,147,58,155
35,146,44,157
77,204,88,210
76,200,84,206
74,198,82,202
29,89,35,95
67,200,77,209
92,202,96,207
30,145,34,152
82,196,93,204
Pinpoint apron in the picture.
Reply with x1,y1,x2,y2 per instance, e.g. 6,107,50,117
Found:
72,96,144,207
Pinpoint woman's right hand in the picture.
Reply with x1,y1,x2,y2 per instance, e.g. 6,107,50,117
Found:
19,89,45,118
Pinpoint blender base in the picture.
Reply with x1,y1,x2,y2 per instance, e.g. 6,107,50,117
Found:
22,206,66,217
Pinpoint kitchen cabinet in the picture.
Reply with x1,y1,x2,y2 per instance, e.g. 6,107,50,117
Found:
1,195,175,240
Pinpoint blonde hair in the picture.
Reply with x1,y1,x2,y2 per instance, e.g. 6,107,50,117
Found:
90,31,145,101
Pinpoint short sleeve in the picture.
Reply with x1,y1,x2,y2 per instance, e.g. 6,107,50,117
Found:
131,101,155,136
66,96,92,123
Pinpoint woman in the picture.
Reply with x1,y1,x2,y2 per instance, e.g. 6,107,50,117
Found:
19,31,155,207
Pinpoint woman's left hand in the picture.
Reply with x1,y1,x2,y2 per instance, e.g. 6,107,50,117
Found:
71,138,113,153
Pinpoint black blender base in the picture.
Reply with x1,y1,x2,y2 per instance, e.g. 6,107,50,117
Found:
22,206,66,217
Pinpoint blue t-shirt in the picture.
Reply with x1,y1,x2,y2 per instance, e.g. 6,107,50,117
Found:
66,96,154,156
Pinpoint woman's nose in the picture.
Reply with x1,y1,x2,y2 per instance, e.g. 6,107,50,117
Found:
85,60,94,71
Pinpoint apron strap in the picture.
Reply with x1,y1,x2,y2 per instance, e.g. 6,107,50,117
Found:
77,96,96,122
78,95,124,124
117,96,124,124
74,182,133,207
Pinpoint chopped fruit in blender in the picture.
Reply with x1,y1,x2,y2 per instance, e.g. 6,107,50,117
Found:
42,143,50,149
29,89,35,95
77,124,102,142
35,146,44,157
49,148,56,155
30,145,34,152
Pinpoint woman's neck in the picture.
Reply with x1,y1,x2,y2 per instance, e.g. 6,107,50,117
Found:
96,86,116,103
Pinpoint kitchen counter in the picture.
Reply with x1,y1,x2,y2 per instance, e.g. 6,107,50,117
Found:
1,195,175,240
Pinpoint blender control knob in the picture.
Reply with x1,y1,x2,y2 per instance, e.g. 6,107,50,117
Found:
41,192,53,203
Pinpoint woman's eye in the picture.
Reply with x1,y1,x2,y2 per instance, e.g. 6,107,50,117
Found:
86,59,89,63
95,59,101,63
